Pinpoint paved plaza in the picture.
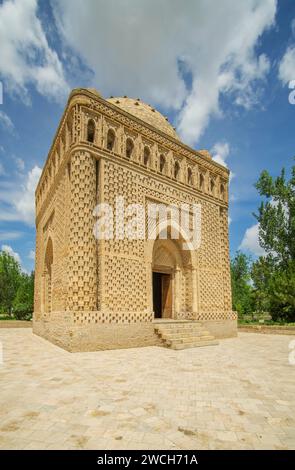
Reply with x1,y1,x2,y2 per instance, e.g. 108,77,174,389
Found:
0,329,294,450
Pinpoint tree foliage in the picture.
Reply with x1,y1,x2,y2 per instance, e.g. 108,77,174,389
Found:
0,250,34,320
230,251,253,316
255,166,295,265
232,162,295,322
0,250,22,315
13,272,34,320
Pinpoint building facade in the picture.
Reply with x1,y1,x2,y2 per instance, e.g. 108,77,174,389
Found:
33,88,237,351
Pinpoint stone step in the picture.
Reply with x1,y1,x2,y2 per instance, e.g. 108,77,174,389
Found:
154,321,218,350
161,331,211,340
157,328,208,336
154,325,205,333
166,335,216,345
154,322,202,328
170,339,219,350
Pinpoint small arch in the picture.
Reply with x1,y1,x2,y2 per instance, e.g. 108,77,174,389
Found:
126,138,134,158
199,173,204,190
143,146,150,166
159,154,166,173
107,128,116,151
87,119,95,143
174,161,180,180
220,183,225,200
187,167,192,185
210,178,215,194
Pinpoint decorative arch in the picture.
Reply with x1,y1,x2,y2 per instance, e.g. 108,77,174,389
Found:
147,219,198,263
106,128,116,151
199,173,204,190
146,220,198,320
159,154,166,173
126,137,134,158
143,146,150,166
174,161,180,180
187,167,193,185
87,119,95,143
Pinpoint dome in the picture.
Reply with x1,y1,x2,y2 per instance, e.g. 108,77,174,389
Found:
107,96,179,140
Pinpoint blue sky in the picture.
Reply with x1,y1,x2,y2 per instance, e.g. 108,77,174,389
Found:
0,0,294,272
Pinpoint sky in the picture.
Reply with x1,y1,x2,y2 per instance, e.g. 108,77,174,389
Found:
0,0,294,273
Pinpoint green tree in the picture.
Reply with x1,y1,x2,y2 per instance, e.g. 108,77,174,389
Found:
250,255,274,314
230,251,253,316
268,261,295,322
13,272,34,320
0,250,22,316
255,165,295,265
253,162,295,321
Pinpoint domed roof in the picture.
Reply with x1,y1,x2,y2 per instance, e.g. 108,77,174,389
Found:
107,96,179,140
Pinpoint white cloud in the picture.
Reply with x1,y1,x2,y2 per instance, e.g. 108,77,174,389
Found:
0,0,69,103
0,110,14,132
28,249,35,260
278,17,295,84
0,165,42,225
53,0,276,145
211,141,235,181
0,231,22,241
14,165,42,224
239,223,266,256
278,46,295,84
1,244,29,273
211,142,230,167
1,243,21,265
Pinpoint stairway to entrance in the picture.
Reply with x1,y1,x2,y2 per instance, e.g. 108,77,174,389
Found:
154,320,218,350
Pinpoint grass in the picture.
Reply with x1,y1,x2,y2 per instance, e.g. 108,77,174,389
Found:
0,314,17,321
0,314,31,321
238,318,295,327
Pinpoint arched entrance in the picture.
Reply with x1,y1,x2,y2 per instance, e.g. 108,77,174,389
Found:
152,238,182,318
147,223,198,320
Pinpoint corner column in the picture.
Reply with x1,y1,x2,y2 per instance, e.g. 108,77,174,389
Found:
67,150,97,312
220,207,232,313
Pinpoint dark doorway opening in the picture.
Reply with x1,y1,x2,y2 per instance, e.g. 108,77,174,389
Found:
152,272,172,318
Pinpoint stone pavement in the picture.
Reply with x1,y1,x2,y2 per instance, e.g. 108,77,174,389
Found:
0,329,294,450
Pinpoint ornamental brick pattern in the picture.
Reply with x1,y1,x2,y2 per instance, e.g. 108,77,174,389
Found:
33,88,237,351
67,151,97,312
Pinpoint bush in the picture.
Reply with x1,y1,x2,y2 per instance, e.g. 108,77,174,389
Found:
268,261,295,322
12,272,34,321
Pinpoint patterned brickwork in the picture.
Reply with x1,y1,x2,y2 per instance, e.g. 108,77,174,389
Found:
220,207,234,315
67,150,97,311
104,255,147,312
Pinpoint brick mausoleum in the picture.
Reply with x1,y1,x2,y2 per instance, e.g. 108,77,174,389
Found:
33,88,237,351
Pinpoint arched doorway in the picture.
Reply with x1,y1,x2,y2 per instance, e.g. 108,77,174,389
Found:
147,223,197,320
43,237,53,316
152,238,182,319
